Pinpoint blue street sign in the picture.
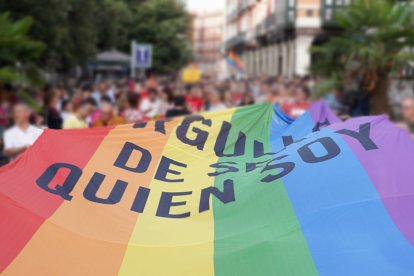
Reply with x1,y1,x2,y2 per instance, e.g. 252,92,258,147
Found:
133,43,152,69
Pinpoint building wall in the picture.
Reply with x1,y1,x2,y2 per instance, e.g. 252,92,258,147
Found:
224,0,346,77
192,11,224,73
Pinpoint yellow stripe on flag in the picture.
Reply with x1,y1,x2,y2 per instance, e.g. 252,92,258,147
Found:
118,109,236,275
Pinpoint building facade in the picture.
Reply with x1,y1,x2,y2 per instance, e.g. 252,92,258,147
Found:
224,0,350,77
192,11,225,73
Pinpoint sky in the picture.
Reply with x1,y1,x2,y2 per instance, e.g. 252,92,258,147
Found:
185,0,225,13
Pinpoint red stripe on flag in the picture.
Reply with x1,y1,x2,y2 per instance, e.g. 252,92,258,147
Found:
0,128,112,272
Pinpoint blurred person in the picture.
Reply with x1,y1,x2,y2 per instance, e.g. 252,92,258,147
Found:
63,98,96,129
239,93,255,106
223,92,235,108
166,96,191,118
60,99,74,122
400,96,414,135
0,127,8,166
273,84,291,107
185,86,203,113
256,83,271,103
90,95,112,125
206,90,226,112
159,88,174,116
250,78,261,100
93,102,125,128
44,90,63,129
0,87,10,129
116,93,130,115
3,103,43,160
0,88,8,165
92,82,115,106
325,86,348,115
140,88,162,119
282,85,311,118
122,93,145,123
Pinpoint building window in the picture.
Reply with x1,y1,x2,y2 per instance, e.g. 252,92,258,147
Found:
306,9,314,17
325,8,332,21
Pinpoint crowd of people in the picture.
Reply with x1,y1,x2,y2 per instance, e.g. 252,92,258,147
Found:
1,74,413,166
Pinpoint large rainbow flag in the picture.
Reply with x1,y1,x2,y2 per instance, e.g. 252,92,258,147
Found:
1,102,414,275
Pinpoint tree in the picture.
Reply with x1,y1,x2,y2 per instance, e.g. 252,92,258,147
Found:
311,0,414,114
124,0,193,74
1,0,134,72
0,12,44,85
0,0,193,74
96,0,132,50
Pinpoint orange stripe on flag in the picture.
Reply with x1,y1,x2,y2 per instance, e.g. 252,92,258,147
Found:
3,121,178,275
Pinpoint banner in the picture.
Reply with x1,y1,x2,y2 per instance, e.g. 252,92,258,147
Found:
1,102,414,275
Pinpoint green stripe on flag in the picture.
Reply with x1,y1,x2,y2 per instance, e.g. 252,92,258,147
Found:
212,103,318,275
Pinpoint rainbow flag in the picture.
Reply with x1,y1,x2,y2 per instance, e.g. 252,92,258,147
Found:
1,102,414,275
226,50,245,73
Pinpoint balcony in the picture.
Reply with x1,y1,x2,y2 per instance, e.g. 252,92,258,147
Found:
225,31,247,50
239,0,255,14
226,9,238,24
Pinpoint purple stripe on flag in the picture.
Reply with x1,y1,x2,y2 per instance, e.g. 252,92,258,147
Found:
330,116,414,245
309,100,341,126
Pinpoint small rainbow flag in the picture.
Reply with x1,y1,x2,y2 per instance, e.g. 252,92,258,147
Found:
226,50,245,73
1,102,414,275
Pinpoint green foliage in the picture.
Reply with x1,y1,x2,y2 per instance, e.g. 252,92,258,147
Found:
123,0,193,73
0,0,193,74
0,12,44,86
311,0,414,96
96,0,132,50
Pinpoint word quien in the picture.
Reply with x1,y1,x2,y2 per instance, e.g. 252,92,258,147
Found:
35,121,378,219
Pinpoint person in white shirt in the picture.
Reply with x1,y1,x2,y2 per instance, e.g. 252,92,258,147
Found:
140,88,162,118
4,103,43,160
92,82,116,106
206,90,227,112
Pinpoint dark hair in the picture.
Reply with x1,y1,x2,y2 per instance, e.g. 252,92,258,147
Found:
148,88,158,95
101,95,112,104
61,99,71,110
301,86,311,98
162,88,174,103
128,93,140,108
173,95,186,107
78,98,97,109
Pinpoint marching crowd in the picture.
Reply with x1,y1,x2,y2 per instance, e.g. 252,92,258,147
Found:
1,75,414,166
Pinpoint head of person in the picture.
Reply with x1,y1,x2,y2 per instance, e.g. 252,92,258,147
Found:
241,93,255,105
223,92,233,106
98,82,108,95
335,86,344,98
100,95,112,106
12,103,31,127
160,88,173,103
62,99,74,113
260,83,270,95
128,93,140,109
401,97,414,124
99,102,114,124
148,88,158,102
277,84,288,97
295,86,311,103
209,90,222,105
189,85,201,98
44,88,61,109
173,95,186,108
76,98,96,119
